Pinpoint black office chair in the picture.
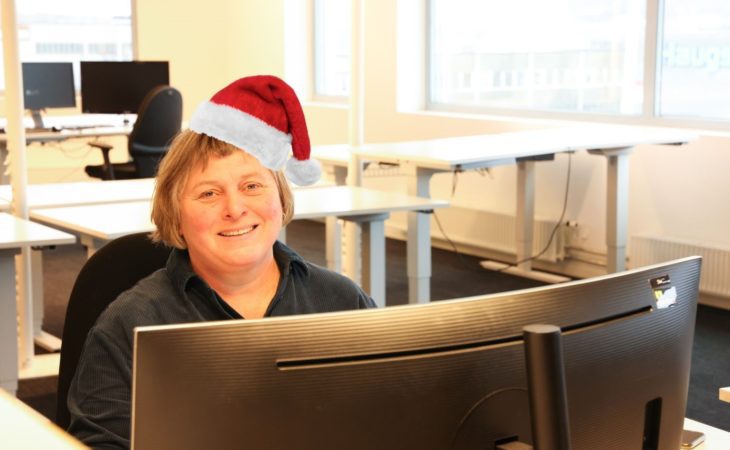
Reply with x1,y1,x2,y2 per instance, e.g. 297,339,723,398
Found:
55,232,173,430
85,85,182,180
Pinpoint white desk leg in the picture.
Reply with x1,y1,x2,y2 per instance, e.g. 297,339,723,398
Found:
15,248,34,372
0,248,20,396
481,157,569,284
352,214,388,308
324,163,347,272
589,147,633,273
30,249,61,352
0,145,9,185
331,165,348,186
605,150,631,272
405,165,437,304
325,217,343,272
79,235,105,259
343,155,366,285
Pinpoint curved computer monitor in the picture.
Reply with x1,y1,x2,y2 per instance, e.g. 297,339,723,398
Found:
21,62,76,129
131,256,701,450
79,61,169,115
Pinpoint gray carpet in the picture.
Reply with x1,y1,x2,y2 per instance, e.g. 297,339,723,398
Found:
18,219,730,432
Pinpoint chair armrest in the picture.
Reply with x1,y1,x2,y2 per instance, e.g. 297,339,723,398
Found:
721,387,730,403
88,140,115,180
88,140,114,151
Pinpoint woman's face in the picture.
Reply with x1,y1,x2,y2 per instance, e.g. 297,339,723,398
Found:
178,150,283,278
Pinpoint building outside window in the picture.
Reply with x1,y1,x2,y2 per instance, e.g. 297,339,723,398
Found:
0,0,132,90
658,0,730,121
428,0,730,125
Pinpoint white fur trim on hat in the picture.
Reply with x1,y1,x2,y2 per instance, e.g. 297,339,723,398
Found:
285,157,322,186
189,101,291,170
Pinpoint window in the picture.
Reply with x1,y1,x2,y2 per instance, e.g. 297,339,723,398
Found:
313,0,350,99
0,0,132,90
658,0,730,121
428,0,730,126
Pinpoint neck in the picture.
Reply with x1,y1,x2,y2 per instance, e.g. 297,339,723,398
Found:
197,255,281,319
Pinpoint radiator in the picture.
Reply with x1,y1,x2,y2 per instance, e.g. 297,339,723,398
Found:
426,207,565,263
474,211,565,263
631,234,730,297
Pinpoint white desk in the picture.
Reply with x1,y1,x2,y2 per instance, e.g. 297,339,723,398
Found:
314,125,696,303
0,388,89,449
0,213,74,395
0,178,155,209
0,178,156,350
0,116,133,184
30,186,448,309
684,418,730,449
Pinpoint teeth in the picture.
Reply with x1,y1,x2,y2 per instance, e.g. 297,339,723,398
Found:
219,226,255,237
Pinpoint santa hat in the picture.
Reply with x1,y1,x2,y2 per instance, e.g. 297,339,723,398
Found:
189,75,321,186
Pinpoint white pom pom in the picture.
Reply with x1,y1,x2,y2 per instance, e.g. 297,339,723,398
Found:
285,157,322,186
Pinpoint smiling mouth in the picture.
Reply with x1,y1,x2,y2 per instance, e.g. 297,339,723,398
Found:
219,225,257,237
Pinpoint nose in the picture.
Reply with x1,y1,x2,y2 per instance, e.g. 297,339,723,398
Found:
223,192,248,219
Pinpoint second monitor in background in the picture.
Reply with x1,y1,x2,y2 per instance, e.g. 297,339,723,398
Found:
22,62,76,129
80,61,169,118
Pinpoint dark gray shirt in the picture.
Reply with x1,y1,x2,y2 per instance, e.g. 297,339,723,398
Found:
67,241,375,449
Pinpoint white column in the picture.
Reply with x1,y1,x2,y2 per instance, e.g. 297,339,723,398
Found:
343,0,366,285
2,0,35,370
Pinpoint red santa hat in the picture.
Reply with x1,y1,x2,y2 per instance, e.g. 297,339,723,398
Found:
189,75,321,186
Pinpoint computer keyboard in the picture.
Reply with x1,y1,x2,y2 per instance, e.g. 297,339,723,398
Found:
61,124,116,130
25,127,59,134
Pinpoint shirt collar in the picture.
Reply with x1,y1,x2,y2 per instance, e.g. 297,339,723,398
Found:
166,240,309,294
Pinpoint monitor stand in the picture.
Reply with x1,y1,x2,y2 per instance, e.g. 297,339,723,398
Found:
30,109,45,129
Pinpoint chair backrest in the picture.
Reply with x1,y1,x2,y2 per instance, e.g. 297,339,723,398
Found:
55,233,173,429
128,85,183,178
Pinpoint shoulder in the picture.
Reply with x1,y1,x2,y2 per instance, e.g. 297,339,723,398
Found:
302,262,361,290
91,268,181,344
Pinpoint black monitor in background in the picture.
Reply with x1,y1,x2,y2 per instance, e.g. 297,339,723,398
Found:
80,61,169,115
21,62,76,129
131,256,701,450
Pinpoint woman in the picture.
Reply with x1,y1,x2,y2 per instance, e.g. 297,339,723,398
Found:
67,76,375,449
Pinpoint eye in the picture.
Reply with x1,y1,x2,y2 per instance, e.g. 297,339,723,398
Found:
242,182,263,193
197,190,216,199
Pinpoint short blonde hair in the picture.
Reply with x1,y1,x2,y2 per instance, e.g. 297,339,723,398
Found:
151,129,295,249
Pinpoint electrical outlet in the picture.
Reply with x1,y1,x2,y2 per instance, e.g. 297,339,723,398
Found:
564,221,581,246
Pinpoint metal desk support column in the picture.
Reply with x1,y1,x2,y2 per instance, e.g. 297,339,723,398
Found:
0,248,20,395
342,212,388,308
405,164,438,304
589,147,633,273
516,159,536,272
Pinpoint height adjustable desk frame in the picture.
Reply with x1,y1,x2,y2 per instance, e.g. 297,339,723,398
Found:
315,125,696,304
